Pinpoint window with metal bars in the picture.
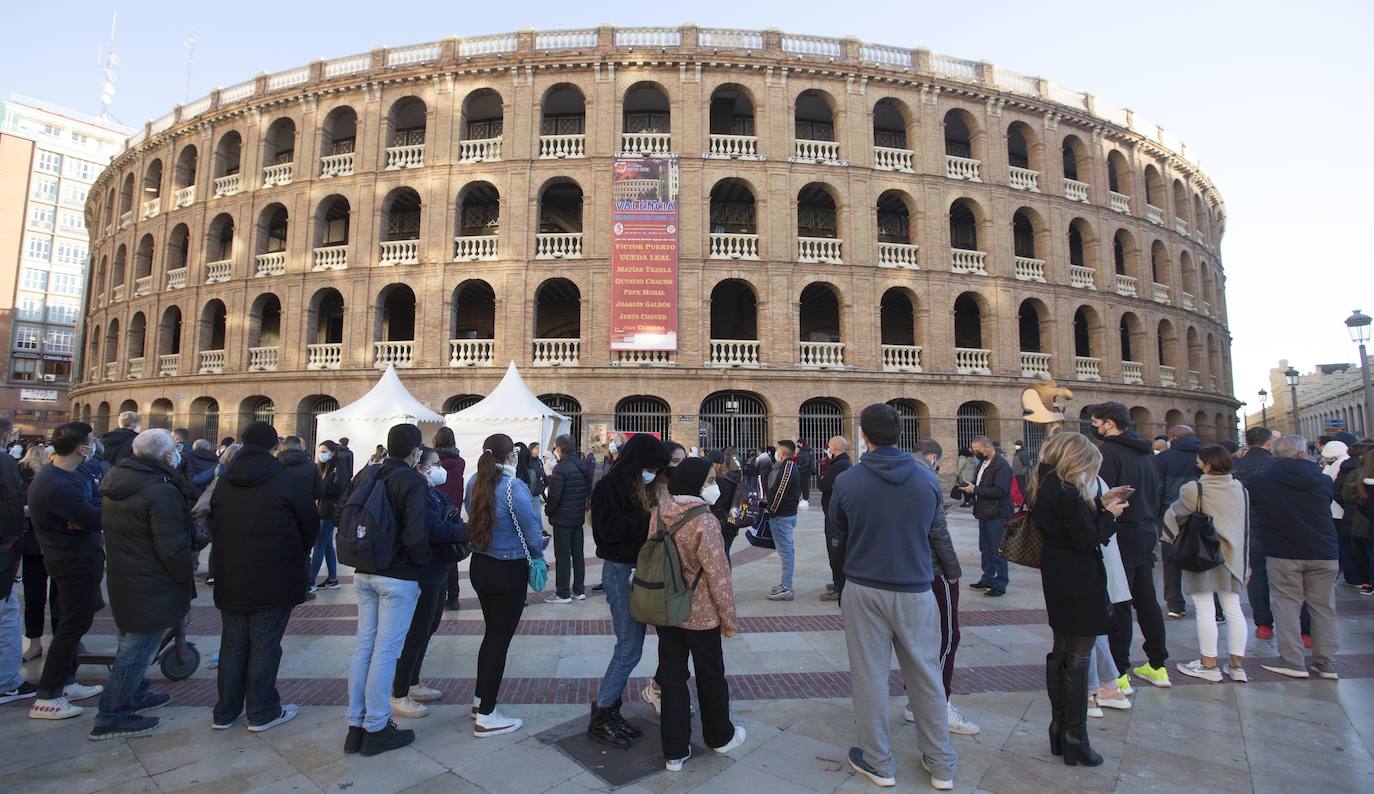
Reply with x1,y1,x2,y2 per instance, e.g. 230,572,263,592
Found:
886,399,922,452
615,396,671,440
539,394,582,444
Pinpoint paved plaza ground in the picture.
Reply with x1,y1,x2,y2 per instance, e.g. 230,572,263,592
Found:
5,506,1373,793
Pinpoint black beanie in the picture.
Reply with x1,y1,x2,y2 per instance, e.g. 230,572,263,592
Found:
387,423,423,459
668,457,713,497
242,421,278,450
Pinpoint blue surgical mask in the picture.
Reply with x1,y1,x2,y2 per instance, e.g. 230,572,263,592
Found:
641,470,657,484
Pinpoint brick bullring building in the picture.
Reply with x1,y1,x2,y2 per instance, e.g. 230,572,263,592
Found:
70,25,1238,457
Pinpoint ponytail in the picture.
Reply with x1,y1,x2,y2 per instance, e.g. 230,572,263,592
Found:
466,433,513,551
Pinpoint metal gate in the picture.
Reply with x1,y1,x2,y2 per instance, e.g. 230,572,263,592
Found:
1078,407,1095,437
252,398,275,427
198,401,219,443
956,402,987,452
538,394,581,445
699,391,768,457
303,397,339,450
798,398,843,447
615,396,670,441
887,399,922,452
443,394,482,414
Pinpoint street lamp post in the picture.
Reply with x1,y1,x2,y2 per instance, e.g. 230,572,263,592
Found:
1285,366,1301,436
1258,388,1268,428
1345,309,1373,437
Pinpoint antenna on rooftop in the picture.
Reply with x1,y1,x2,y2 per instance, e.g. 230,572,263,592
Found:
98,11,119,122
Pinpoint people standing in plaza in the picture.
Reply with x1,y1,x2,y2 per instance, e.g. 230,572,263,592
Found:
341,424,429,754
818,435,851,602
464,433,546,737
90,429,193,740
17,441,53,662
1029,431,1129,767
27,421,105,719
310,440,349,591
1153,436,1170,455
0,417,31,705
1349,449,1374,593
336,437,355,481
543,434,590,604
588,433,667,748
1250,436,1342,679
1090,401,1171,689
522,442,548,534
1163,444,1251,683
829,404,956,790
99,411,140,466
209,422,317,732
962,436,1013,598
431,428,466,611
184,440,219,498
1011,440,1032,504
654,457,747,771
794,440,814,508
1327,434,1367,587
705,449,743,560
1234,427,1312,639
1155,425,1203,618
763,440,802,601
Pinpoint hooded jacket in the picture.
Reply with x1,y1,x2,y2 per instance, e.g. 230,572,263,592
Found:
100,456,195,633
1096,430,1161,567
277,448,322,503
1249,457,1337,560
591,434,667,564
652,495,737,632
210,445,319,612
828,445,938,593
185,446,220,498
100,427,138,465
545,453,591,528
434,447,466,507
318,455,350,523
1154,434,1202,516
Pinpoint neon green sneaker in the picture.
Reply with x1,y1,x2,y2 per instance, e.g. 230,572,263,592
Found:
1133,663,1172,688
1115,674,1135,696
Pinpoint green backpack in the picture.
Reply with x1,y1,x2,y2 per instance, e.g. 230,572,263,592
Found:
631,505,711,626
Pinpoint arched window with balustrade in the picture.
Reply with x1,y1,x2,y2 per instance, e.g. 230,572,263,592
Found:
253,204,289,277
213,131,242,195
799,282,842,369
118,172,134,218
379,187,421,265
943,109,981,179
198,300,226,373
876,190,916,268
872,98,912,170
880,287,920,372
797,182,840,263
948,198,986,272
540,84,586,158
536,178,583,258
142,158,162,209
247,293,282,371
708,178,757,259
459,89,504,152
205,213,235,274
166,224,189,284
1017,298,1051,378
158,306,182,362
1120,312,1145,374
953,292,990,374
794,89,838,162
1073,305,1104,380
708,83,755,146
622,82,670,155
450,280,494,367
616,396,671,440
305,288,345,370
1107,150,1130,197
103,318,120,367
374,284,416,368
134,234,155,289
1172,179,1189,227
112,244,127,289
454,182,500,260
1143,164,1164,210
173,145,197,195
262,117,296,177
1006,121,1040,189
533,278,580,366
385,97,427,168
708,279,758,367
1062,134,1088,183
319,106,357,176
1011,207,1046,280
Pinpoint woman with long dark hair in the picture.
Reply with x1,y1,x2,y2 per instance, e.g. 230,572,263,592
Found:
462,433,546,737
310,440,349,590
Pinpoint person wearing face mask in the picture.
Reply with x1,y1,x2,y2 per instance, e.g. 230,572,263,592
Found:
431,428,467,611
763,440,803,601
960,436,1014,598
544,434,592,604
390,448,466,718
818,436,852,601
704,450,741,559
310,441,350,591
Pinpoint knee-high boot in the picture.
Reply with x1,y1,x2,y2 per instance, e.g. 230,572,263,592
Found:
1060,656,1104,767
1045,652,1064,756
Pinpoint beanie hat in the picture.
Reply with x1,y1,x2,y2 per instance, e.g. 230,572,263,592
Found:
387,423,423,459
242,421,278,450
706,449,725,465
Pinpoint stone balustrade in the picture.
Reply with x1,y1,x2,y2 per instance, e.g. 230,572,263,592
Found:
307,343,342,370
1145,204,1164,225
945,155,981,181
248,346,280,372
374,340,415,368
255,252,286,276
1013,256,1046,282
1008,166,1040,192
1181,291,1195,310
794,139,841,162
873,146,914,172
1152,283,1171,304
708,339,760,368
103,361,117,381
126,357,145,380
799,341,845,369
1109,191,1130,214
119,211,132,229
612,350,675,367
165,267,187,291
454,235,499,261
133,276,152,297
1115,274,1138,297
621,132,672,156
213,174,240,198
533,338,580,366
709,233,760,260
707,134,758,158
539,134,586,159
1070,265,1097,289
313,246,348,271
1174,217,1188,235
1188,370,1201,389
1160,365,1177,387
955,347,992,375
112,284,125,302
262,162,293,187
141,197,160,219
172,186,195,208
878,242,919,269
797,237,843,263
157,353,179,377
385,144,425,170
205,260,232,284
881,344,923,372
1075,356,1102,381
950,249,987,275
1122,360,1144,384
379,239,419,266
320,152,354,178
1063,179,1089,203
449,339,494,367
535,232,583,259
1020,352,1051,379
458,138,502,163
198,350,225,374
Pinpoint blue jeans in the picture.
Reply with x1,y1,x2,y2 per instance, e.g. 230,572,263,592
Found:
94,629,164,728
0,590,24,692
348,573,419,732
597,561,646,708
215,607,292,726
977,518,1008,593
310,520,338,583
771,515,798,589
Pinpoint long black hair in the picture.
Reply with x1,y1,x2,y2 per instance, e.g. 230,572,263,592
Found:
466,433,514,552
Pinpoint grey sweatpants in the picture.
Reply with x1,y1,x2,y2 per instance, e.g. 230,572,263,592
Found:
1267,557,1340,669
842,581,956,781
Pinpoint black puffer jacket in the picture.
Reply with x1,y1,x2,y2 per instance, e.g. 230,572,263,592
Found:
278,448,322,502
210,445,318,612
1097,430,1161,567
591,434,668,563
318,456,350,523
545,455,591,528
100,427,138,465
100,456,195,633
1154,435,1202,517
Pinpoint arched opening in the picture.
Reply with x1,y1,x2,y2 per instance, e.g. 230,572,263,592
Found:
297,395,339,450
95,402,111,434
315,195,351,255
248,293,282,350
1194,194,1209,239
954,292,984,349
709,279,758,356
799,282,841,343
1107,150,1129,196
1006,121,1036,172
1180,251,1198,299
103,318,120,363
541,84,586,142
451,280,496,364
622,82,670,154
1018,299,1051,377
876,190,912,245
1186,326,1203,383
262,117,296,171
1166,408,1185,429
149,398,174,430
1172,179,1189,226
799,398,844,450
112,244,127,287
455,181,500,260
174,145,198,191
537,179,583,257
956,401,996,451
213,131,242,180
797,183,839,261
307,288,345,346
1157,318,1178,372
443,395,483,414
943,109,975,160
1073,306,1103,379
886,399,926,452
1073,307,1096,357
319,106,358,170
699,391,768,454
158,306,182,356
96,257,107,294
533,278,580,339
1012,209,1038,260
1143,164,1164,209
460,88,504,142
189,397,219,441
142,158,163,205
949,198,980,252
127,313,147,364
1068,218,1093,269
199,299,226,352
256,203,289,259
538,394,582,443
206,213,234,264
1150,240,1169,290
880,288,918,347
1061,135,1087,184
709,84,755,143
376,284,416,342
873,98,910,153
239,396,275,435
166,224,189,276
794,89,836,146
1194,410,1211,443
386,97,427,159
104,188,115,227
1131,406,1155,439
118,172,134,216
380,185,421,241
1120,312,1145,366
616,396,671,440
134,234,155,281
709,178,756,237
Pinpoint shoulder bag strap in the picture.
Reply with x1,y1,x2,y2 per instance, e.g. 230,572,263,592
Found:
1195,479,1204,513
507,477,533,563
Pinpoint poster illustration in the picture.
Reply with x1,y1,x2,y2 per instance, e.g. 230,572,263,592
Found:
610,155,680,351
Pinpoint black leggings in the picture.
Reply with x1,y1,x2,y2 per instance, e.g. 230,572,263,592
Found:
22,552,57,639
392,583,446,698
469,554,527,714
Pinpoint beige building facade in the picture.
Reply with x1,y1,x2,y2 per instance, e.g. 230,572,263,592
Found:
1246,359,1369,439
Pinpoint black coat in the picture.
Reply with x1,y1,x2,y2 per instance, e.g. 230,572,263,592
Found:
185,447,219,497
1097,431,1161,567
99,456,195,634
278,449,322,502
318,456,350,523
210,446,319,612
100,427,138,465
1154,435,1202,517
591,434,667,563
971,453,1014,520
817,452,851,514
710,471,742,541
1031,466,1115,636
545,455,591,528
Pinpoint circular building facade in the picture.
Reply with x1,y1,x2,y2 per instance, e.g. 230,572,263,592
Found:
73,26,1237,456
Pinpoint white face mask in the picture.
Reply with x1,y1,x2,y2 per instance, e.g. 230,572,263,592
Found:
501,463,517,478
318,451,333,463
701,482,721,503
608,443,619,455
641,470,657,484
426,466,448,487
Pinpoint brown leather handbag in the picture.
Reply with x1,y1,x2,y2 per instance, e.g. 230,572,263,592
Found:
997,509,1043,569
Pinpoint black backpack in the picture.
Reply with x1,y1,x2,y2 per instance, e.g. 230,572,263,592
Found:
337,465,399,572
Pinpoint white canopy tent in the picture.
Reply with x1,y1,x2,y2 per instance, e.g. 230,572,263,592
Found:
444,362,570,480
314,365,445,468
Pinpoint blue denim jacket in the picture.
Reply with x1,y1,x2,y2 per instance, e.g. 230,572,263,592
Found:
464,472,547,560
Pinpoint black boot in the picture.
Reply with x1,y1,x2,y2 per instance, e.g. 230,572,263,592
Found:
607,698,643,738
1060,659,1104,767
445,592,461,611
1045,653,1064,756
587,703,633,749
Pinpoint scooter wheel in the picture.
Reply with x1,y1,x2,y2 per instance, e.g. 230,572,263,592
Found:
160,642,200,681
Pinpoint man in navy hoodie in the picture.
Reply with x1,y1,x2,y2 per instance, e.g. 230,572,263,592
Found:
829,404,955,790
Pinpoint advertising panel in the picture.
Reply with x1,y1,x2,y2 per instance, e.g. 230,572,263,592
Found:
610,155,679,351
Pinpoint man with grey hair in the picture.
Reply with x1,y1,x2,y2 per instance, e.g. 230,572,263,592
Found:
100,411,142,466
92,428,194,739
1249,435,1341,679
818,435,851,601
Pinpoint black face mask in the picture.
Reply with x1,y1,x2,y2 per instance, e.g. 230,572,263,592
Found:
1091,426,1106,441
974,451,988,461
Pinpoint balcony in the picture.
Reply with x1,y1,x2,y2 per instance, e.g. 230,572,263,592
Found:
262,162,293,188
248,346,279,372
1145,204,1164,226
449,339,494,367
205,260,232,284
384,144,424,170
1122,360,1144,385
709,233,760,260
1159,365,1176,387
1195,229,1207,245
89,365,98,382
1209,374,1219,391
1114,274,1138,297
1145,284,1167,305
306,343,343,370
708,339,760,368
1202,301,1213,317
313,246,348,271
379,240,419,266
133,276,153,297
1109,191,1130,214
535,232,583,259
374,341,415,368
320,152,354,178
1008,166,1040,192
454,235,499,261
119,211,132,229
1174,217,1188,236
793,139,840,163
950,249,987,275
103,361,117,381
1075,356,1102,381
165,267,187,291
1070,265,1097,289
620,132,671,156
798,341,845,369
532,338,580,367
1063,179,1089,203
707,134,759,159
945,155,981,182
172,186,195,208
1020,352,1051,379
126,357,145,380
213,174,240,198
198,350,225,374
797,237,842,264
157,353,179,377
873,146,914,172
255,252,286,277
881,344,923,373
1188,370,1201,390
141,197,161,219
539,134,586,159
1013,256,1046,282
612,350,674,367
458,138,502,163
877,242,919,269
955,347,992,375
111,284,126,303
1181,291,1195,310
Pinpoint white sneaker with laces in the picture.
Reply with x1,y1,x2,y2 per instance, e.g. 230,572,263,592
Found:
390,695,428,718
1095,688,1132,710
947,703,981,735
473,710,522,737
573,593,587,601
408,684,442,702
713,725,747,754
666,745,692,772
766,586,794,601
29,697,82,720
921,756,954,791
64,683,103,702
1223,664,1248,683
1087,694,1104,719
543,595,573,604
248,704,298,732
1176,659,1223,682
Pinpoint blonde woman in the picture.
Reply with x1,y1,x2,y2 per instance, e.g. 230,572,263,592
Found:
1029,432,1131,767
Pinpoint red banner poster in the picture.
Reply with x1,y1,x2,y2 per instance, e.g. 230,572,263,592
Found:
610,155,680,351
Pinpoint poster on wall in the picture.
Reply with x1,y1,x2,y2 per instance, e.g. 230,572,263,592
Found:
610,154,680,351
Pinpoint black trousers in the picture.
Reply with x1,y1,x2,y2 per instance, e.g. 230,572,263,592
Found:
1160,541,1186,613
21,552,58,639
392,583,446,698
551,524,585,599
469,555,527,713
825,526,845,592
447,563,461,604
657,625,735,761
1109,559,1169,673
36,554,104,698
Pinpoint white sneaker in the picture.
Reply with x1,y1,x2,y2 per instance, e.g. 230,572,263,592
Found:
642,683,662,715
921,756,954,791
543,595,573,604
1223,664,1248,683
766,586,795,601
468,701,479,719
1176,660,1223,683
248,704,299,732
713,725,747,754
573,593,588,601
666,745,692,772
798,499,810,509
473,710,522,737
63,683,104,702
1087,694,1104,719
946,703,981,735
29,697,82,720
408,684,442,702
903,707,914,722
1095,689,1132,710
390,695,428,718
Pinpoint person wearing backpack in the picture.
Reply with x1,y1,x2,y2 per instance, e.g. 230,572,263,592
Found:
340,424,430,757
647,457,747,772
543,434,591,604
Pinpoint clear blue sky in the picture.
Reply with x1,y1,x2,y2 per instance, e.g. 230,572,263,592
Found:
6,0,1370,420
